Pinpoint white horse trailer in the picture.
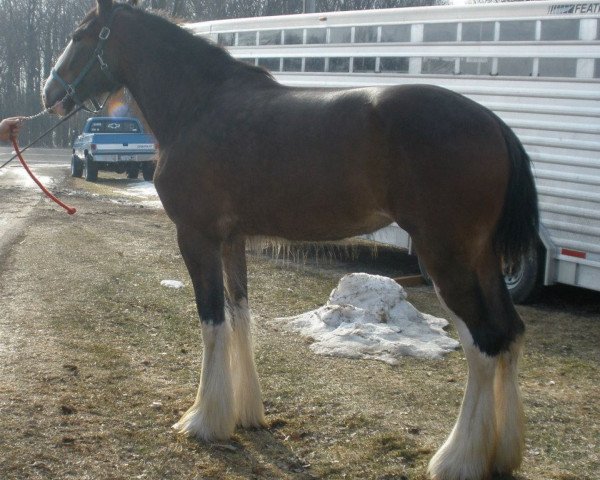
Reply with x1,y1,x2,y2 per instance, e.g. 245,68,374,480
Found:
188,0,600,301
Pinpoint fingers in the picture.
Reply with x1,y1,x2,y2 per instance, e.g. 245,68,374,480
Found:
9,117,26,131
0,117,26,142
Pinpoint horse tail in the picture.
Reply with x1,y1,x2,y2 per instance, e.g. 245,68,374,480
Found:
493,118,539,272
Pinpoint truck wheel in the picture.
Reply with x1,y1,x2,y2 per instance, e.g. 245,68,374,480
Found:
71,154,83,178
142,162,155,182
126,164,140,179
83,155,98,182
504,249,542,304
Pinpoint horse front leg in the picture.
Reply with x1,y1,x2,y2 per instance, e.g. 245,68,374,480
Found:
172,226,235,441
222,236,266,429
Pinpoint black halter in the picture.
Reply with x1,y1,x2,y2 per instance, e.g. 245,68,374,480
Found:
51,6,124,113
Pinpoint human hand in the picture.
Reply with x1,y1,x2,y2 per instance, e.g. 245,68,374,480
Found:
0,117,26,142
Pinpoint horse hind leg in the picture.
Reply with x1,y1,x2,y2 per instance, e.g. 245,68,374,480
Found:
222,236,266,429
425,249,525,480
493,335,525,474
172,227,236,441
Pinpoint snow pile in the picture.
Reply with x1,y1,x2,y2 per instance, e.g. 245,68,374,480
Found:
160,279,185,289
279,273,459,364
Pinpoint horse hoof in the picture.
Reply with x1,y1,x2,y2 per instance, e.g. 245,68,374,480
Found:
428,445,493,480
172,403,235,442
236,405,267,429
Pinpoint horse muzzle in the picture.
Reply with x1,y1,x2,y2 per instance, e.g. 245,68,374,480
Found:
42,77,74,117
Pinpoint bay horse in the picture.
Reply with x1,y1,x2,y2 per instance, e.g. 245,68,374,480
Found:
43,1,539,479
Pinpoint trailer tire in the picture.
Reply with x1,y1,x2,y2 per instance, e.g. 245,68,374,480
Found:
71,154,83,178
504,249,542,304
419,250,542,304
83,155,98,182
418,256,433,286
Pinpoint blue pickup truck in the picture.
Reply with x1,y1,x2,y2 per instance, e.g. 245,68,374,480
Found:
71,117,157,182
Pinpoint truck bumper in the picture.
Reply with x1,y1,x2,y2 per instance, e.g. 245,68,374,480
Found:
92,153,155,163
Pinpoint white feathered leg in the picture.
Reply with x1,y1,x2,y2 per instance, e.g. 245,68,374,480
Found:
173,321,236,441
229,299,266,428
428,318,497,480
493,338,525,474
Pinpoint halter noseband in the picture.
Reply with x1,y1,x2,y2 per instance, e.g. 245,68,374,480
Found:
51,6,125,113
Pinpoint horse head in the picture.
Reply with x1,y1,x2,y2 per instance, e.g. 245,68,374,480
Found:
42,0,137,116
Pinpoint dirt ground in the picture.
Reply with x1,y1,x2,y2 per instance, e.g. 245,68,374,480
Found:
0,170,598,480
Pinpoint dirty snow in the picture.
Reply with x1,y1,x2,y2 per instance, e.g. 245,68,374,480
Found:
0,164,53,187
160,279,185,289
121,181,158,198
120,181,163,209
278,273,459,364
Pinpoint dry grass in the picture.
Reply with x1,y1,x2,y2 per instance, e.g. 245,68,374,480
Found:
0,176,598,479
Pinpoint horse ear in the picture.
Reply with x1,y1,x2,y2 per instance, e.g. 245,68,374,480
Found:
128,0,138,5
97,0,113,16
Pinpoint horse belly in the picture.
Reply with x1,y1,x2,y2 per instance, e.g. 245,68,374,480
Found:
240,196,393,242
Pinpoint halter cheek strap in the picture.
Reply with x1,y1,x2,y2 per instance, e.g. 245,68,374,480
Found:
51,5,125,113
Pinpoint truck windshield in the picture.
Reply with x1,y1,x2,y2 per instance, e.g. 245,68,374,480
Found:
88,120,141,133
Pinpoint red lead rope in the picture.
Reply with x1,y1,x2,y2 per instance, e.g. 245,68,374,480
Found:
11,136,76,215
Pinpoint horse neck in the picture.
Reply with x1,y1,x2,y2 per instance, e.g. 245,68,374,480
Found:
113,11,268,144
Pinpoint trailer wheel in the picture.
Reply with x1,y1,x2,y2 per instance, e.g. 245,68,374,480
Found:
504,249,542,304
71,154,83,178
419,250,542,304
418,256,433,286
83,155,98,182
142,162,155,181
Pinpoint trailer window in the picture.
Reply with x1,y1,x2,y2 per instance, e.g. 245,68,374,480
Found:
305,57,325,72
284,29,303,45
306,28,326,44
259,30,281,46
217,32,235,46
258,57,280,71
423,23,457,42
330,27,352,44
540,19,580,40
329,57,350,72
355,26,378,43
353,57,376,72
538,58,577,77
499,21,535,41
462,22,495,42
422,57,456,74
460,57,493,75
594,59,600,78
238,31,257,46
497,57,533,76
283,58,302,72
380,57,409,73
381,24,411,43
